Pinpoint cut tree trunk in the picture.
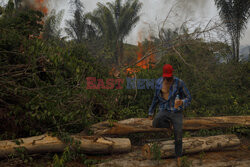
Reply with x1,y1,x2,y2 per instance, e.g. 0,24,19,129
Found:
90,116,250,135
142,134,240,159
0,133,131,158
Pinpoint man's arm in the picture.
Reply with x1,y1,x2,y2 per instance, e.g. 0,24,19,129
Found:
148,88,159,116
180,81,191,108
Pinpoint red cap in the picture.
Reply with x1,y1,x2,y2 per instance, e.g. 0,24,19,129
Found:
163,64,173,77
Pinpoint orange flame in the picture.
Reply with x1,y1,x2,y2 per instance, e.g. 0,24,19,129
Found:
26,0,48,39
125,41,156,76
136,42,147,69
34,0,48,15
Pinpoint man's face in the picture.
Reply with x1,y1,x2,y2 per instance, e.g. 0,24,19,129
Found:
164,77,173,82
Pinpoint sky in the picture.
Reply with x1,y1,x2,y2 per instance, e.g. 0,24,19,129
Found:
1,0,250,46
57,0,250,46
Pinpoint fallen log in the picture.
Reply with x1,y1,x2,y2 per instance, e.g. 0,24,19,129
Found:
142,134,240,159
0,133,131,158
90,116,250,135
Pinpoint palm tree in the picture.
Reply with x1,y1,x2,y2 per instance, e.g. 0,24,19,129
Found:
87,0,142,67
43,9,64,41
65,0,96,43
214,0,250,62
14,0,21,9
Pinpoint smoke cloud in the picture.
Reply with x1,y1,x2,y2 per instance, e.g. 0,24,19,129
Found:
173,0,209,16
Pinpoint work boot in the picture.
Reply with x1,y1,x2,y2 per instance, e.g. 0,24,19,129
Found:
177,157,181,167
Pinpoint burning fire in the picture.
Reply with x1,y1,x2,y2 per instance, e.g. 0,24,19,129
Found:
25,0,48,39
109,40,156,77
35,0,48,39
21,0,49,15
125,41,156,76
34,0,48,15
136,42,156,69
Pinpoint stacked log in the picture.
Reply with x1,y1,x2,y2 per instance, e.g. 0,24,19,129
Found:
0,134,131,158
90,116,250,135
142,134,240,159
0,116,249,159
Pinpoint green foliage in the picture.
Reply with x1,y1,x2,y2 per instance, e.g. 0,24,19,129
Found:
230,126,250,137
194,129,225,137
181,156,193,167
214,0,250,61
4,0,15,16
118,106,147,119
0,37,98,137
52,134,103,167
190,126,250,138
1,8,43,37
7,146,33,164
12,139,24,145
43,9,64,41
183,132,191,138
65,0,96,43
123,43,138,65
0,6,109,139
87,0,142,65
52,132,86,167
53,154,65,167
199,151,205,165
156,39,250,117
52,146,83,167
150,142,161,162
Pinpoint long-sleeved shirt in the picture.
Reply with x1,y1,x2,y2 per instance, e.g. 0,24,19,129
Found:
148,76,192,116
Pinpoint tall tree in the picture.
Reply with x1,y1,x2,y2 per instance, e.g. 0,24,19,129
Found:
215,0,250,62
14,0,22,9
43,9,64,41
65,0,96,43
87,0,142,67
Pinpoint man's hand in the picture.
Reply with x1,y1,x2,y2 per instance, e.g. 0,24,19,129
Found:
174,99,183,109
148,115,153,120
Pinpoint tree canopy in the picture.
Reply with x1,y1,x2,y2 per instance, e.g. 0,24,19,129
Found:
215,0,250,61
65,0,96,43
87,0,142,66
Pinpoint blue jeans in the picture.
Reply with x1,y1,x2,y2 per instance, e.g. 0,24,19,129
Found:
152,110,183,157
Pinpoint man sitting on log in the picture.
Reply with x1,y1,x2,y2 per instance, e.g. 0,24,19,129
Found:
148,64,192,166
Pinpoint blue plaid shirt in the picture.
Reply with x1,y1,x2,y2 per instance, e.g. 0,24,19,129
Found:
148,76,191,116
